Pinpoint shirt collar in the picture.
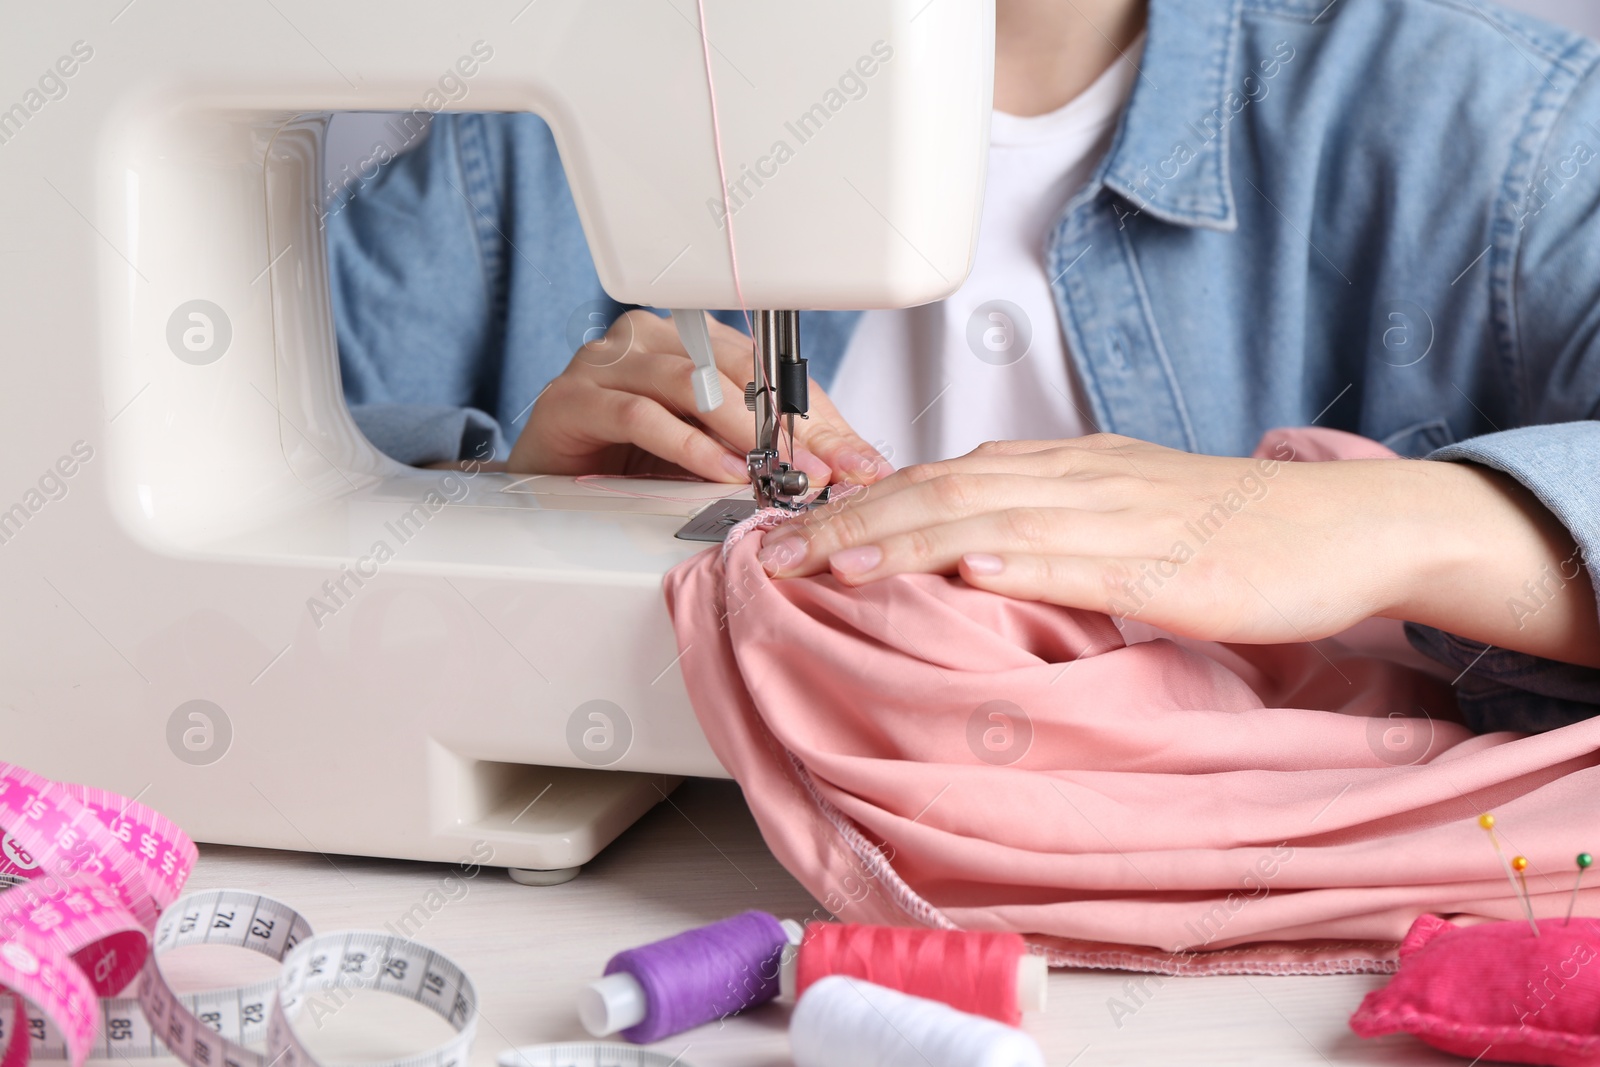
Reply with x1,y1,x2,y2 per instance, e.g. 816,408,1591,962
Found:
1097,0,1245,231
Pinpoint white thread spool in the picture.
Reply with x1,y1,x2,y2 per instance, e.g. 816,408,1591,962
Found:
791,976,1045,1067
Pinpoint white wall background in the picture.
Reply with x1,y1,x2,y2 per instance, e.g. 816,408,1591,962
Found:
1501,0,1600,37
322,1,1600,195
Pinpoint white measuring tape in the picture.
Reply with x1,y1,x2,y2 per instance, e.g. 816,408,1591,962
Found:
269,929,476,1067
498,1045,694,1067
0,765,692,1067
0,766,479,1067
7,887,477,1067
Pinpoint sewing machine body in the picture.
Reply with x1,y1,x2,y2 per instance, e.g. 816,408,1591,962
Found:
0,1,992,874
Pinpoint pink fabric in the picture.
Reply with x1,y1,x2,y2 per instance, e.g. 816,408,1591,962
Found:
1350,914,1600,1065
662,428,1600,974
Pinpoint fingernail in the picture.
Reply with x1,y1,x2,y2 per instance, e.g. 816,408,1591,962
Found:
758,537,805,574
829,545,882,576
721,453,750,480
794,448,830,478
837,449,893,480
834,450,871,481
963,553,1004,576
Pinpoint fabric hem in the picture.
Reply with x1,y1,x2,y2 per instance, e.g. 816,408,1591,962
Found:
784,748,1401,976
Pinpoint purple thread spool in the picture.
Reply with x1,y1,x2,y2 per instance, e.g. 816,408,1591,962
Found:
579,911,794,1043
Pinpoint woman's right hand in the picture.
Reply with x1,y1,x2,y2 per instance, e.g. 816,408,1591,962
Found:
507,309,892,486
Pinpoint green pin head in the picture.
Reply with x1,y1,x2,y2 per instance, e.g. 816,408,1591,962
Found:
1579,853,1594,870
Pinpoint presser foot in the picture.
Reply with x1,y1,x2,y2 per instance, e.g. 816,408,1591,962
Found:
674,483,833,543
747,447,810,511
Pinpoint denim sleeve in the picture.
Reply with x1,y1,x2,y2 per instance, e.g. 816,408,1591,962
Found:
1404,424,1600,733
325,116,507,466
1405,52,1600,733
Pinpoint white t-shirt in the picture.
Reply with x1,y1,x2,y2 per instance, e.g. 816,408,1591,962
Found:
828,44,1449,677
829,45,1143,469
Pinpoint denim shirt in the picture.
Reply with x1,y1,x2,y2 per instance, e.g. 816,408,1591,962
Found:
327,0,1600,732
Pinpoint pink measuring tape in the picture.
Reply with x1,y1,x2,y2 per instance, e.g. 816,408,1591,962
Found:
0,762,193,1067
0,763,478,1067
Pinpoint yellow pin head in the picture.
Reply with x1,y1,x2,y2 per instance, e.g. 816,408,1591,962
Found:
1513,856,1529,872
1479,813,1496,830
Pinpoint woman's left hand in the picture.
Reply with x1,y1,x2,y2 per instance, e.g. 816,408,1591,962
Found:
754,434,1600,665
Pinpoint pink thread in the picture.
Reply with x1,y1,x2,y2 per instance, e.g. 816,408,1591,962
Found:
692,0,752,336
795,923,1029,1025
720,507,798,559
572,473,741,503
720,484,865,560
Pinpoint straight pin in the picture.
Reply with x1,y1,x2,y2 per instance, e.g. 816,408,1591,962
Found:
1479,813,1539,936
1513,856,1533,915
1566,852,1592,926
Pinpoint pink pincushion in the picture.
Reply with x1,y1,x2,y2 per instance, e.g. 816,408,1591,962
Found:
1350,914,1600,1066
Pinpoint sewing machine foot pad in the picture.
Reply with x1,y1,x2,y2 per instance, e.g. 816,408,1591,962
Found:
507,865,584,886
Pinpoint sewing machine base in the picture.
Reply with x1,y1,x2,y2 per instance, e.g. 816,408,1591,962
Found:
491,770,684,884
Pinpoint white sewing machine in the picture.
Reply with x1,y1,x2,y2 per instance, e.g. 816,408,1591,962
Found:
0,1,991,882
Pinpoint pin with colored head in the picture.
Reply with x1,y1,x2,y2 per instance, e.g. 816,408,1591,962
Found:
1566,852,1593,926
1478,812,1539,936
1513,855,1532,911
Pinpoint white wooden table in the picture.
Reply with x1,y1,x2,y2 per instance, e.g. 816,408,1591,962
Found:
163,779,1465,1067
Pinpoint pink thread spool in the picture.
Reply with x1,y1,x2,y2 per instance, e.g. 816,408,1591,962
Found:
781,923,1048,1024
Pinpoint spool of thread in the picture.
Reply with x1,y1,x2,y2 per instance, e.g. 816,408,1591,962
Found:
578,911,802,1043
791,976,1045,1067
785,922,1048,1025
